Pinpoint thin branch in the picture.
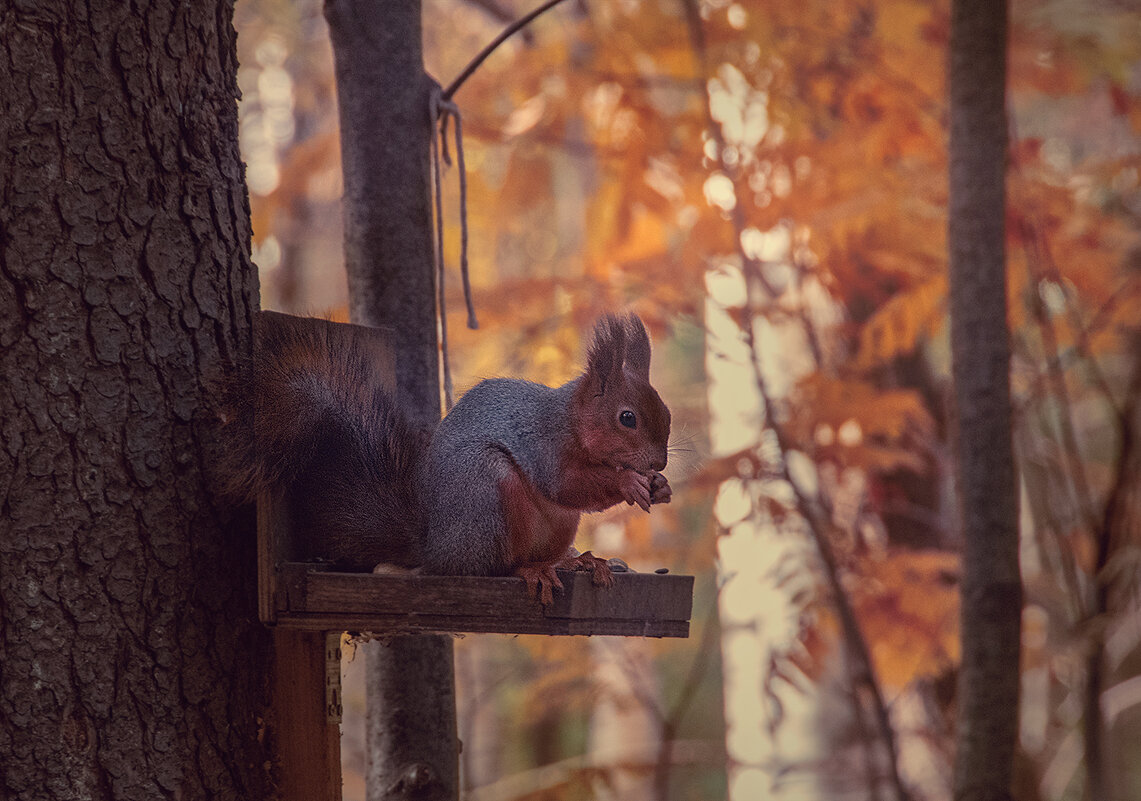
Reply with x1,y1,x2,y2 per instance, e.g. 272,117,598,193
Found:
680,2,909,799
1020,229,1101,540
1009,116,1141,800
592,597,722,801
466,740,722,801
1014,426,1087,622
1081,278,1141,383
442,0,573,100
1085,346,1141,801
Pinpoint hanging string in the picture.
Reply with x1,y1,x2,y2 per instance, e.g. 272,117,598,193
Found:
448,112,476,331
430,86,479,410
429,87,453,409
436,103,477,332
427,0,571,408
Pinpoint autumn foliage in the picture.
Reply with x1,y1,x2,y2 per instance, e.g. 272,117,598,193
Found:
238,0,1141,798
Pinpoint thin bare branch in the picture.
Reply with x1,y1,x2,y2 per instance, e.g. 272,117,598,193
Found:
443,0,573,100
680,2,909,798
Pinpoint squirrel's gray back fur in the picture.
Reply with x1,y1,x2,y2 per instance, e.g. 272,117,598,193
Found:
419,376,581,575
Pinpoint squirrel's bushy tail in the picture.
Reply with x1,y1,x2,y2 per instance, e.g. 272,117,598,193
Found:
220,313,427,571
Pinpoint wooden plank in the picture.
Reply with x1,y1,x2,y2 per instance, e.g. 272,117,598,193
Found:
272,565,693,637
293,567,693,619
274,612,689,638
270,629,342,801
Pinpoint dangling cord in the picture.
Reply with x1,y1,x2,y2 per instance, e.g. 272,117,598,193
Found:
424,0,570,410
429,86,456,410
430,85,480,410
441,108,478,331
433,106,474,333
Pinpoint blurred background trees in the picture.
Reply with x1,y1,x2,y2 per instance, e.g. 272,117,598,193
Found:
234,1,1141,799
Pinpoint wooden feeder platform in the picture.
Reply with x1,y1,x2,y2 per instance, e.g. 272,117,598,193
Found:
266,562,693,638
254,313,694,801
254,313,695,641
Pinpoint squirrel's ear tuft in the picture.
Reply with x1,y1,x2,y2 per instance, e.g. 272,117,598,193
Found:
623,315,651,381
586,314,627,396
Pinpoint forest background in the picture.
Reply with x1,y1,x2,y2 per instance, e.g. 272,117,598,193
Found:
234,1,1141,800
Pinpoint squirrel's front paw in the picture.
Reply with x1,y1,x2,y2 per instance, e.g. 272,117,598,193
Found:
648,471,672,505
618,469,652,512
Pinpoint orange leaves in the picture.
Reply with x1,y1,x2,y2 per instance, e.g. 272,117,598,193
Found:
850,550,961,690
789,374,937,475
856,275,947,370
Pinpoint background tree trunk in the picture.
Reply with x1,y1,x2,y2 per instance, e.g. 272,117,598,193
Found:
948,3,1021,801
0,1,272,799
324,2,460,800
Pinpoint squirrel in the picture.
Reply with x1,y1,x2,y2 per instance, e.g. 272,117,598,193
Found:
222,312,672,605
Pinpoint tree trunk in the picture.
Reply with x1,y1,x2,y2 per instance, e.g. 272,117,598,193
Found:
324,2,460,800
947,3,1021,801
326,0,439,409
0,2,272,799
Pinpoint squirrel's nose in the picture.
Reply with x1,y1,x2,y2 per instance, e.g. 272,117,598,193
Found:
651,450,667,472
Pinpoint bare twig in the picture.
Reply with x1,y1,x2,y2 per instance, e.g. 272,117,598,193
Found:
593,597,721,801
442,0,573,100
1009,114,1141,799
466,740,722,801
680,2,909,798
1085,348,1141,801
1020,226,1101,538
654,600,721,801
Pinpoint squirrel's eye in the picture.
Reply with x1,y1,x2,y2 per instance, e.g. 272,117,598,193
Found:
619,410,637,429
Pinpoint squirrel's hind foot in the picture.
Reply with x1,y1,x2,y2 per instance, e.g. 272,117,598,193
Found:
569,549,615,589
514,549,615,606
514,562,564,607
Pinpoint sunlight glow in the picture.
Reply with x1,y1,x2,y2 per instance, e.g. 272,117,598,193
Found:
708,281,828,800
708,63,769,151
704,173,738,212
239,35,296,197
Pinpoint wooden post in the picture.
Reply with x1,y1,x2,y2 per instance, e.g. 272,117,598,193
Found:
270,630,343,801
324,2,460,800
260,378,343,801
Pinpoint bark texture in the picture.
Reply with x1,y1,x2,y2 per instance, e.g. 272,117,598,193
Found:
0,2,270,798
324,2,459,800
326,0,439,414
947,3,1021,801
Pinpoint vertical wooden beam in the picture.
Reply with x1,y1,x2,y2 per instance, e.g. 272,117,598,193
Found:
271,629,343,801
257,489,285,624
257,313,344,798
324,2,459,800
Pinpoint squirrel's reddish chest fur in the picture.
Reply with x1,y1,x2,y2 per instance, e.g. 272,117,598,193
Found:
499,466,581,564
499,452,626,566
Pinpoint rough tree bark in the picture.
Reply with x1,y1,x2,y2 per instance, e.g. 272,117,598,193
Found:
324,2,460,800
0,2,272,800
947,3,1021,801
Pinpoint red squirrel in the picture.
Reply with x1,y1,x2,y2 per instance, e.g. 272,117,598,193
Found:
223,313,672,605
